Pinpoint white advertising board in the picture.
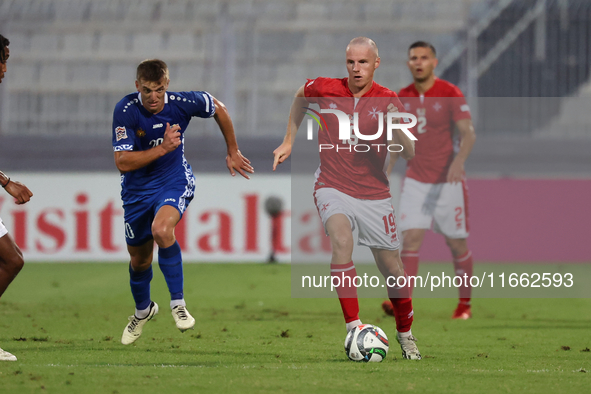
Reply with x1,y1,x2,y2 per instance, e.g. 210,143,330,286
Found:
0,173,291,262
0,173,404,263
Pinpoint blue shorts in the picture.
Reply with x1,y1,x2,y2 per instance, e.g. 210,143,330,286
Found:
123,184,194,247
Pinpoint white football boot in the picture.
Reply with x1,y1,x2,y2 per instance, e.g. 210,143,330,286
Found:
0,348,17,361
397,332,422,360
121,302,159,345
171,305,195,332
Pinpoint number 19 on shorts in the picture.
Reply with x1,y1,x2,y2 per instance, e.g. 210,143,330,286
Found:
382,213,396,235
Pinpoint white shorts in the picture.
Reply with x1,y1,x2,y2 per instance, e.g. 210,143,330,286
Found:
398,177,470,238
313,188,401,251
0,216,7,238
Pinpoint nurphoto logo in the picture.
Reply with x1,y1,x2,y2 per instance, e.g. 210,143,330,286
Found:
304,107,417,152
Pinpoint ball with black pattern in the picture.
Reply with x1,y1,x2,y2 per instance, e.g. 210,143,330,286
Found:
344,324,389,362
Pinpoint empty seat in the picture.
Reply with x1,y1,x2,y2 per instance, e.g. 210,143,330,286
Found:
160,0,190,20
107,63,136,90
132,33,162,58
70,63,106,89
174,62,205,88
39,63,68,89
8,62,38,90
63,34,94,57
31,34,60,53
89,0,125,22
126,0,157,21
98,33,127,54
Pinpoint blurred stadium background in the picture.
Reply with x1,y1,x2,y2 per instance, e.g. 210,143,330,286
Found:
0,0,589,263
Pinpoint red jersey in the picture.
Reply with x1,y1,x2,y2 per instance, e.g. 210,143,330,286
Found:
398,78,471,184
304,77,404,200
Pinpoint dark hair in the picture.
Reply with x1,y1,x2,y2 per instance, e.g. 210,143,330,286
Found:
408,41,436,57
136,59,169,82
0,34,9,63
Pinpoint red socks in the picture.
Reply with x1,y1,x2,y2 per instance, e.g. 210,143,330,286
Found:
387,275,414,333
401,251,419,296
453,250,473,303
330,261,359,323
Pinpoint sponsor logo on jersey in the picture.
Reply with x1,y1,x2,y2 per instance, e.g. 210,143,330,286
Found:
115,126,128,141
136,128,146,137
329,102,337,109
164,198,176,203
433,102,442,112
153,123,163,129
460,104,470,112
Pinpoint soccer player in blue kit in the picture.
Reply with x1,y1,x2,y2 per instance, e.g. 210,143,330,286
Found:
112,59,253,345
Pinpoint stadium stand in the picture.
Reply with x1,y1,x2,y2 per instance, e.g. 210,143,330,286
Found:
0,0,589,174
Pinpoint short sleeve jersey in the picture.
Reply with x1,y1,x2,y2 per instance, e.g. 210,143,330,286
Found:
304,77,404,200
112,91,215,202
398,78,471,184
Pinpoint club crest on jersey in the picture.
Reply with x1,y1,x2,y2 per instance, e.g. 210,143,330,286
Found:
367,107,380,120
136,128,146,138
115,126,128,141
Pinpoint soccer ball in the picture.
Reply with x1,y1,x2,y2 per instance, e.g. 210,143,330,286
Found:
344,324,389,362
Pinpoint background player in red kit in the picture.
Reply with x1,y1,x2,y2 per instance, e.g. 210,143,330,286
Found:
383,41,476,319
273,37,422,360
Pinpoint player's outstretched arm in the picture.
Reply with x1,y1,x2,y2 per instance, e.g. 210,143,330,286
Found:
114,123,181,173
388,103,415,162
386,151,399,176
392,129,415,161
273,85,308,171
212,97,254,179
0,171,33,205
447,118,476,184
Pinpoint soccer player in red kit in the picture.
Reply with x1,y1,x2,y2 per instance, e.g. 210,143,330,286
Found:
382,41,476,319
273,37,422,360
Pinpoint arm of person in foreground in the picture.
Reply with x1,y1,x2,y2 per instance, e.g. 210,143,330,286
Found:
387,106,416,175
0,171,33,204
272,85,308,171
213,97,254,179
114,122,182,173
447,118,476,184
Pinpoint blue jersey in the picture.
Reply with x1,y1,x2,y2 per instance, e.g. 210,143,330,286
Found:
112,91,215,203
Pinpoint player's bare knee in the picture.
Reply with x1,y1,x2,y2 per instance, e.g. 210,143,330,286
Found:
130,257,151,272
12,254,24,273
402,237,420,252
0,248,24,274
401,230,424,252
151,224,174,247
446,237,467,257
330,233,353,255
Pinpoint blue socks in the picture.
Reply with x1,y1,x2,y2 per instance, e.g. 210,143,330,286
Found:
158,241,184,301
129,264,152,311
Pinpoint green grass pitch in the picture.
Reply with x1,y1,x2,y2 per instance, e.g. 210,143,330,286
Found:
1,263,590,393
